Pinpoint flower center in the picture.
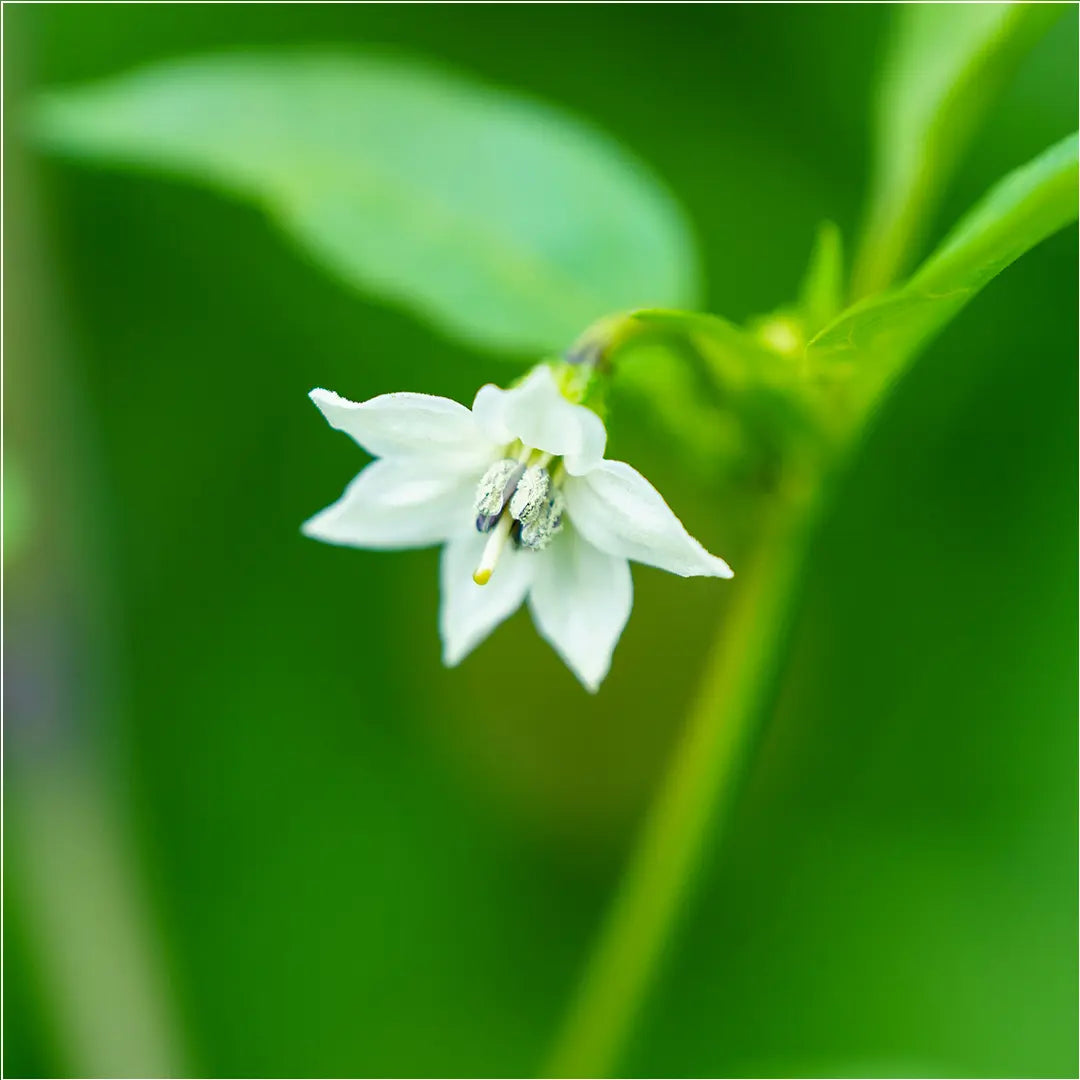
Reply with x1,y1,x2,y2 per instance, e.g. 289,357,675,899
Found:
472,449,565,584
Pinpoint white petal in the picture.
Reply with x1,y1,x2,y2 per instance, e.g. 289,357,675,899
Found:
310,387,495,467
527,529,632,693
302,458,477,549
471,366,606,475
563,460,734,578
439,532,535,666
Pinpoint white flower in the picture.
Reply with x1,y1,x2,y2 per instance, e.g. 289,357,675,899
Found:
303,365,733,692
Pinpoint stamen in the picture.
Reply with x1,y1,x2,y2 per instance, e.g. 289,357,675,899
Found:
474,458,523,533
519,488,565,550
509,465,551,524
473,512,514,585
474,449,564,577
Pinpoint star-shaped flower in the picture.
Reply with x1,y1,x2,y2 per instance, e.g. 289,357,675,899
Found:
303,365,732,691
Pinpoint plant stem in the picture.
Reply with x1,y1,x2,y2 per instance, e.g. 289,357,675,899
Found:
544,493,819,1079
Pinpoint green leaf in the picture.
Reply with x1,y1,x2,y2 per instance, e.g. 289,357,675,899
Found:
810,133,1078,395
29,52,699,356
852,3,1063,297
796,221,844,337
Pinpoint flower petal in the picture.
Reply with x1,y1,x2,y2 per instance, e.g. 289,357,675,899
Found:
302,458,478,549
471,366,606,475
527,529,632,693
310,388,495,466
439,533,535,666
563,460,734,578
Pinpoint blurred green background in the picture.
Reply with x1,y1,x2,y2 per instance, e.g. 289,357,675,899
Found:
4,6,1077,1078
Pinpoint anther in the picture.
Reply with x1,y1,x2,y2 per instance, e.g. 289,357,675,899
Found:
474,459,524,533
474,451,563,582
519,487,565,551
509,465,551,524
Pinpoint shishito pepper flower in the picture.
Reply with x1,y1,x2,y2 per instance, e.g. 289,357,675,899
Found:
303,364,732,691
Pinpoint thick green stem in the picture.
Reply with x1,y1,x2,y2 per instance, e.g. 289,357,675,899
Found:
544,493,819,1078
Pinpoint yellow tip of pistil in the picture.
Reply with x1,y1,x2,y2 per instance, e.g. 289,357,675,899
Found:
474,511,514,585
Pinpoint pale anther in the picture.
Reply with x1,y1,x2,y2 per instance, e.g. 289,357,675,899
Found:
509,465,551,524
474,458,523,532
520,488,565,551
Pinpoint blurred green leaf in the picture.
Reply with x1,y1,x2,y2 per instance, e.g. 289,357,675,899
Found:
738,222,844,364
852,3,1063,297
796,221,844,337
812,132,1078,396
30,52,699,356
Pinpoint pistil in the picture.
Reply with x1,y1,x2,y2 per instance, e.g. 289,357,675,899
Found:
473,512,514,585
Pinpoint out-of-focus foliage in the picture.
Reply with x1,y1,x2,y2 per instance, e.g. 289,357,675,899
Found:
812,133,1079,401
30,52,698,355
853,2,1065,295
5,5,1077,1080
796,221,845,338
614,124,1078,456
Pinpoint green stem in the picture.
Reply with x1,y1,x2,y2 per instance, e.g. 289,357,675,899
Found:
544,493,819,1079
